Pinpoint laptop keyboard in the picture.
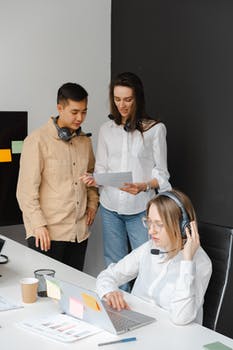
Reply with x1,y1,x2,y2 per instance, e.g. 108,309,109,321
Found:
106,309,140,331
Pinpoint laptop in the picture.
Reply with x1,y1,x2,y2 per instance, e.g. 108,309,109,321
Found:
45,276,156,335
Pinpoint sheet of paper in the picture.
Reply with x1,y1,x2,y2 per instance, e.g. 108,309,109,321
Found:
69,297,84,319
16,313,101,343
0,296,23,311
81,293,100,311
94,171,133,188
46,279,61,300
12,140,23,154
0,149,12,162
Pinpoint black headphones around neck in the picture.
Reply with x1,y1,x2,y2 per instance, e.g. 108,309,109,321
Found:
108,114,140,132
52,116,92,140
157,191,190,239
53,117,82,141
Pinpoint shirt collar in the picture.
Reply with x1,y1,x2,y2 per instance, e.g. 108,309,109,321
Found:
48,116,60,140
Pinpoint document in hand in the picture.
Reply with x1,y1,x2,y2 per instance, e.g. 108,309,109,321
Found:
94,171,133,188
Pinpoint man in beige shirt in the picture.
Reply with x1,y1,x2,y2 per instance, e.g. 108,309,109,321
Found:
17,82,99,270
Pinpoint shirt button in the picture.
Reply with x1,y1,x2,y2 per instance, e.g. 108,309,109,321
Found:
73,162,75,166
75,182,77,185
77,201,79,205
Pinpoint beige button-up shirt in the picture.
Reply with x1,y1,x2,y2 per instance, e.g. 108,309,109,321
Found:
17,117,99,242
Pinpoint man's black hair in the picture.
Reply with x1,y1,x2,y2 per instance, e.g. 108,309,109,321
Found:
57,82,88,105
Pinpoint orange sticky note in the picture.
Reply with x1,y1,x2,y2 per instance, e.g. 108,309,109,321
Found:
81,293,100,311
0,149,12,162
69,297,84,318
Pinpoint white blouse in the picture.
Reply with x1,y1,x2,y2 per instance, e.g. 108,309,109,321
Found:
96,241,212,325
95,120,171,215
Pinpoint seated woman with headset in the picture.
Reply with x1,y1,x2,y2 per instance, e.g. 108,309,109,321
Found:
96,189,212,325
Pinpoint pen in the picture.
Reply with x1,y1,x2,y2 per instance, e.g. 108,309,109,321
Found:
98,337,137,346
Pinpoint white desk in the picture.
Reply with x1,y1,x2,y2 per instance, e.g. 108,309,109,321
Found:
1,234,233,350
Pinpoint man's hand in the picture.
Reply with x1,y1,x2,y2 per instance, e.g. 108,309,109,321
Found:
86,207,97,226
104,291,130,311
34,226,51,251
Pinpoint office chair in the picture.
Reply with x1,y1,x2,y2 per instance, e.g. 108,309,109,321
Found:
198,221,233,338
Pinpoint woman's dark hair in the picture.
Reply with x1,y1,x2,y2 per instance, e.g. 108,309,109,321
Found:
109,72,156,132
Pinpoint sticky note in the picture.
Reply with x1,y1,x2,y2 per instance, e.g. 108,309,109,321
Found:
81,293,100,311
69,297,84,319
203,341,233,350
12,140,23,154
46,279,61,300
0,149,12,162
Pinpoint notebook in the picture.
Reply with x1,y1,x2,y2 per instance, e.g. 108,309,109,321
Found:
45,276,156,335
203,342,232,350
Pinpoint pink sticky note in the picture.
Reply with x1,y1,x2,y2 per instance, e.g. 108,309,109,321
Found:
69,297,84,319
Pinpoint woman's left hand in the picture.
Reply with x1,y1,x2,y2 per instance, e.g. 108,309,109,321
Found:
183,221,200,261
119,182,145,195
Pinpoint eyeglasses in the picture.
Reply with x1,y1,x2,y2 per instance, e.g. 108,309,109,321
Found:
142,217,164,231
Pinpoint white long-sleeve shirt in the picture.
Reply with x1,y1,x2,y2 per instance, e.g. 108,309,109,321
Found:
96,241,212,325
95,120,171,215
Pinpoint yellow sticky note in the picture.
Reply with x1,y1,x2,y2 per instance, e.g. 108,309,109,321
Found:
81,293,100,311
46,279,61,300
69,297,84,318
0,149,12,162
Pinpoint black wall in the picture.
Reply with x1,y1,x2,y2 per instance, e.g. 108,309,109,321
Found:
0,112,27,226
112,0,233,227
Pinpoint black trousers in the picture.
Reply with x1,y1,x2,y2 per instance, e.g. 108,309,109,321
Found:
27,237,88,271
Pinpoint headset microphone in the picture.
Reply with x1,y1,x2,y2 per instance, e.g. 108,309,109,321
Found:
150,248,176,255
150,249,160,255
83,132,92,137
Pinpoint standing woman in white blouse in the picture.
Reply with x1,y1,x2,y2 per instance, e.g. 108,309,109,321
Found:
82,72,171,289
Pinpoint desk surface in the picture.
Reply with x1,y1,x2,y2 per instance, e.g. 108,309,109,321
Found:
1,234,233,350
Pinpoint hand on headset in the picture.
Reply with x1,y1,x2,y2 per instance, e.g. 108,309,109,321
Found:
34,226,51,252
182,221,200,261
104,290,130,311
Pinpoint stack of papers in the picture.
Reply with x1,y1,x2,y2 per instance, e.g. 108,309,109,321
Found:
17,314,101,343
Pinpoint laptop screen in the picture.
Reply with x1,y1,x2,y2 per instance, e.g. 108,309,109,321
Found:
45,276,155,335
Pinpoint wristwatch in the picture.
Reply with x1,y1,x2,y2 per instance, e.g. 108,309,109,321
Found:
144,182,151,192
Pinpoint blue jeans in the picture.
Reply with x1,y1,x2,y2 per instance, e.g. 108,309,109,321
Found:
100,204,148,291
